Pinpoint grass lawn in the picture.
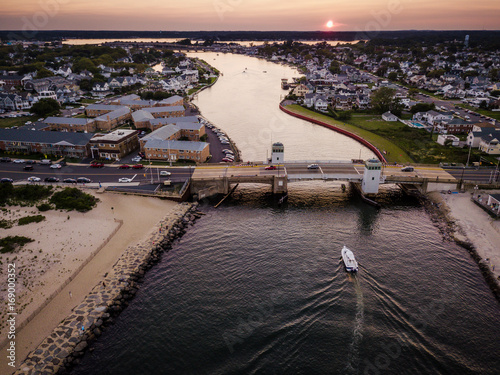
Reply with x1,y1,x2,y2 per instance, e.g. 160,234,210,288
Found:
79,98,98,104
285,105,479,165
0,115,38,129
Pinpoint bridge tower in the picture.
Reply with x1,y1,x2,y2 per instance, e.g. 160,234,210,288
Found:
271,142,284,164
362,159,382,194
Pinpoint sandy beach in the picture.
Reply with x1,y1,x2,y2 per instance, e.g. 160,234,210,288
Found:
429,190,500,285
0,190,179,372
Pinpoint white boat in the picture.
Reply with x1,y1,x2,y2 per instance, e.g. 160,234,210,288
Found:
342,245,358,272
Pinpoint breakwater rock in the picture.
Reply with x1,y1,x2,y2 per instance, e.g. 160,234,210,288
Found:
14,202,204,375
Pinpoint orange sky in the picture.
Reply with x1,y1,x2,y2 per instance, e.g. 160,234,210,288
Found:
0,0,498,31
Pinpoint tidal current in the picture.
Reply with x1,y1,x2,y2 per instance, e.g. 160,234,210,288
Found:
73,54,500,375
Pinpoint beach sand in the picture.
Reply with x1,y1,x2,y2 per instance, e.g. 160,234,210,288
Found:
429,190,500,283
0,191,178,372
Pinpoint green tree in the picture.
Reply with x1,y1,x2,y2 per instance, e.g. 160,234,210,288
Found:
370,87,402,115
410,102,435,114
30,98,60,117
36,67,54,78
388,72,398,81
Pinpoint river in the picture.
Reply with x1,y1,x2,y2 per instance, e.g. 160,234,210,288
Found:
72,54,500,375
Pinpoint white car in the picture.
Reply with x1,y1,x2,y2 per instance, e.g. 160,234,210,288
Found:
50,163,62,169
119,177,133,183
27,176,41,182
13,159,25,163
131,156,142,162
160,170,171,176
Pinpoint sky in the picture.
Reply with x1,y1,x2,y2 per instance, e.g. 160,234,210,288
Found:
0,0,499,31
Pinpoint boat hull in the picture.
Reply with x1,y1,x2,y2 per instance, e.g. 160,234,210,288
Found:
342,246,359,272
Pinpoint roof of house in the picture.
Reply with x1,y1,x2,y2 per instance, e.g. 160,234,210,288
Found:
90,129,137,143
0,128,94,145
44,116,94,125
142,106,184,114
144,139,208,152
86,104,124,111
95,107,131,122
382,111,396,117
132,110,155,122
142,125,181,141
158,95,183,105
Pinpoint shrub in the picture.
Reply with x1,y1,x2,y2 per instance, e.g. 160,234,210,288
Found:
18,215,45,226
0,219,13,229
0,236,34,254
37,203,53,212
11,185,53,204
49,188,98,212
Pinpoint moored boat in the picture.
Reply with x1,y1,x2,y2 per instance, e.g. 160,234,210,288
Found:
342,245,358,272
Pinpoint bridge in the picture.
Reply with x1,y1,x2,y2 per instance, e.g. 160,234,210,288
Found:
190,161,459,199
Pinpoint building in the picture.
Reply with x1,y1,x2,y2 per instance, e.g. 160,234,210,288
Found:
140,125,209,162
142,106,185,118
89,129,139,160
44,116,97,133
437,134,460,146
271,142,284,164
0,128,93,158
94,107,132,131
85,104,127,117
382,111,398,122
158,95,184,106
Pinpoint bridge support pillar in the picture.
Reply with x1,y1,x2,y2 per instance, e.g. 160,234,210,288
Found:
273,176,288,194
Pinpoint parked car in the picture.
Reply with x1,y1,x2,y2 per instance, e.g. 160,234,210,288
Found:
401,166,415,172
13,159,25,163
307,164,320,169
132,164,144,169
23,165,34,171
44,177,60,182
119,177,133,183
39,159,51,165
63,178,77,183
0,157,11,162
131,156,142,162
76,177,91,183
25,160,37,165
160,170,171,176
90,162,104,168
222,157,233,162
0,178,13,183
50,163,62,169
119,164,130,169
265,165,277,170
27,176,41,182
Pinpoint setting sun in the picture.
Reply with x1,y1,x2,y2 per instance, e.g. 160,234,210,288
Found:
326,20,334,28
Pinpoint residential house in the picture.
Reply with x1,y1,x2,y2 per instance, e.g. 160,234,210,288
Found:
94,107,132,131
437,134,460,146
382,111,398,122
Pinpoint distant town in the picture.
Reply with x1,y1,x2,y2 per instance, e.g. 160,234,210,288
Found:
0,33,499,168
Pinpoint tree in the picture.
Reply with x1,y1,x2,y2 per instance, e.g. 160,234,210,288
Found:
36,67,54,78
30,98,60,117
388,72,398,81
410,102,435,114
370,87,402,115
408,88,419,97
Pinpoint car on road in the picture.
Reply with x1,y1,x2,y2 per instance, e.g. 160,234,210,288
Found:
119,164,130,169
265,165,277,170
132,164,144,169
90,162,104,168
76,177,91,183
119,177,133,183
50,163,62,169
160,170,171,176
222,149,233,154
25,160,37,165
131,156,142,162
23,165,34,171
0,157,11,162
401,166,415,172
63,178,77,183
27,176,41,182
307,164,320,169
0,178,13,183
44,177,60,182
220,140,230,144
13,159,25,163
222,157,234,162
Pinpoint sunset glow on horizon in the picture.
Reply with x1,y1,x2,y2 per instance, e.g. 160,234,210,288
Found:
0,0,498,31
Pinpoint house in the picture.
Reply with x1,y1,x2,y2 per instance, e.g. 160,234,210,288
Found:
314,96,329,112
382,111,398,122
444,118,473,135
437,134,460,146
333,95,353,110
89,129,139,160
44,117,97,133
303,93,315,108
0,128,94,158
478,133,500,154
292,84,311,97
85,104,127,117
94,107,132,131
0,93,24,111
467,126,500,147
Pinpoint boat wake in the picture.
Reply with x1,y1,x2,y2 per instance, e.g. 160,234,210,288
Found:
345,274,364,374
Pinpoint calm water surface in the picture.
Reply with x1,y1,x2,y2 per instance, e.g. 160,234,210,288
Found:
73,54,499,375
